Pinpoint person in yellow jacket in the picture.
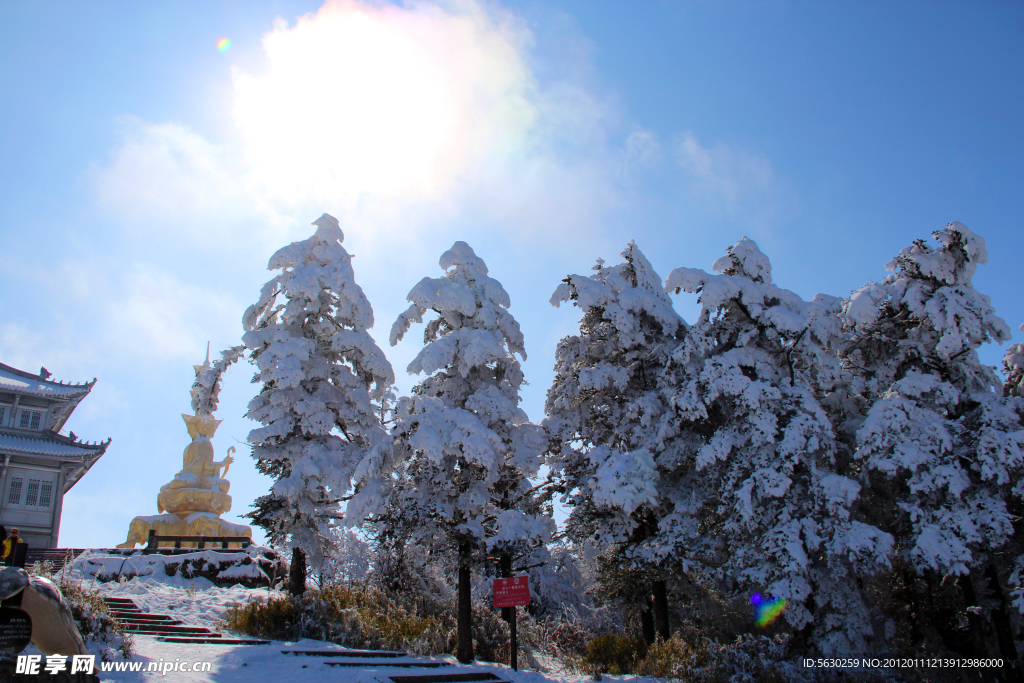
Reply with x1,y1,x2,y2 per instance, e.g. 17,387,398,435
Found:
3,527,25,565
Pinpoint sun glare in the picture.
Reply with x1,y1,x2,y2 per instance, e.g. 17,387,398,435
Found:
232,0,536,210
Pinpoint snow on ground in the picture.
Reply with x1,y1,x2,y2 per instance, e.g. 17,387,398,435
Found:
97,637,624,683
93,574,275,630
54,558,647,683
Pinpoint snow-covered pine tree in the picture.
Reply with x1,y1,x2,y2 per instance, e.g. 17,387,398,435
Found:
241,213,394,592
1005,324,1024,398
658,237,890,653
842,222,1022,662
352,241,549,663
545,242,683,640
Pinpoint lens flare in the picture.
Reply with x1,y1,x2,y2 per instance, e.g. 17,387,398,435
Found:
216,37,231,52
750,593,787,628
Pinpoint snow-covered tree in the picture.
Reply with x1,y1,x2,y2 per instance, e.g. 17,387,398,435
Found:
1004,324,1024,398
321,527,372,586
350,241,550,663
655,237,889,653
240,213,394,588
842,222,1022,659
545,242,683,640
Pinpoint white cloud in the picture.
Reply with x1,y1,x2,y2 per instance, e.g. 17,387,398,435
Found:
626,127,660,164
622,126,660,181
0,258,241,376
103,264,241,360
93,120,251,225
676,131,791,225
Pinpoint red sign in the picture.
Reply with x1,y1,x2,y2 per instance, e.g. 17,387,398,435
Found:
493,576,530,608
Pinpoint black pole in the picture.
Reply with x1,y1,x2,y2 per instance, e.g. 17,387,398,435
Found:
510,604,517,671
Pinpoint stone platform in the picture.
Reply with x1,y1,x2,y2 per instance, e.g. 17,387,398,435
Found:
72,546,286,588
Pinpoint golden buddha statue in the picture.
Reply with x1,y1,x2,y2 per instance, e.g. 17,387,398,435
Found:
117,350,252,548
158,414,235,516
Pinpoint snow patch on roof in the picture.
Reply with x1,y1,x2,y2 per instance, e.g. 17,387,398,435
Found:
0,363,94,399
0,433,106,458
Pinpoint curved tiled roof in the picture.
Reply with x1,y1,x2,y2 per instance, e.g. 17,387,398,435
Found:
0,363,95,399
0,432,109,459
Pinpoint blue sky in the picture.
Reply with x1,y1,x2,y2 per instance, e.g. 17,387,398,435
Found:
2,0,1021,548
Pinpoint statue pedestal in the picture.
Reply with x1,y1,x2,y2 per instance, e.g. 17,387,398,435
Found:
158,487,232,516
118,512,251,549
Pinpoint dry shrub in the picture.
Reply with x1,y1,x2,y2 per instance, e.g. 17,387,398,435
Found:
539,619,591,658
58,580,134,661
560,628,906,683
483,608,549,668
471,606,510,663
223,583,452,654
566,632,649,675
633,632,903,683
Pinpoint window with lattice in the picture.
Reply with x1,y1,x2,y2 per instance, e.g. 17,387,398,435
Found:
25,479,40,506
7,478,22,505
18,409,43,430
39,481,53,508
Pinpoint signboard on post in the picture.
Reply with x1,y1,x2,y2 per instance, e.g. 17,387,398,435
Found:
493,576,530,608
493,576,529,672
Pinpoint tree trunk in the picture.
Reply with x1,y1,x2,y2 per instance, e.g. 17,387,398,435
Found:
499,552,512,623
457,543,474,663
289,547,306,596
641,598,655,644
652,580,670,640
986,564,1024,683
956,574,985,661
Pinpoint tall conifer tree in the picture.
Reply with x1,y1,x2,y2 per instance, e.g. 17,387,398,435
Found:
351,241,548,663
842,222,1021,661
241,214,394,589
657,238,889,652
545,242,683,640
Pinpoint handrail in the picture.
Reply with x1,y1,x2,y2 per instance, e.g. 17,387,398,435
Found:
144,530,251,552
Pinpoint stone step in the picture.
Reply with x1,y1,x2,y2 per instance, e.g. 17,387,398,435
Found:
389,673,508,683
326,661,448,669
117,617,182,625
157,636,271,645
107,612,175,620
282,649,408,658
125,625,218,635
106,610,169,622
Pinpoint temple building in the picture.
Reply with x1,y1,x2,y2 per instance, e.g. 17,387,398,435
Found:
0,362,109,549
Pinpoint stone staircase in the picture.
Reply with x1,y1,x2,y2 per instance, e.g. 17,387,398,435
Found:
25,548,87,573
102,597,269,645
102,598,511,681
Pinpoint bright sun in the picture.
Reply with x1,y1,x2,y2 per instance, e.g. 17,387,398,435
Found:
232,0,536,209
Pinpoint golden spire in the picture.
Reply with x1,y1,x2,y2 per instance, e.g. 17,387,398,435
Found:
192,341,212,377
